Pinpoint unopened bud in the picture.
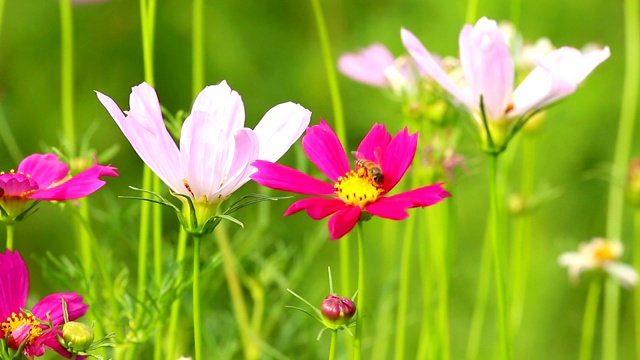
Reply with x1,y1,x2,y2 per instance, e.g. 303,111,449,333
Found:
62,322,94,352
628,158,640,206
321,294,356,326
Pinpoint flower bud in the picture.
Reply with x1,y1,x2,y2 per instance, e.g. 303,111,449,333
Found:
62,322,94,352
321,294,356,326
628,158,640,206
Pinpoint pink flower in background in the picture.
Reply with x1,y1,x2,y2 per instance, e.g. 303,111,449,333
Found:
0,153,118,220
338,44,397,87
401,17,610,123
251,121,450,239
0,250,89,358
97,81,311,206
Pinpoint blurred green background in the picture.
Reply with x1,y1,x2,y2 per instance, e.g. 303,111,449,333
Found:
0,0,637,359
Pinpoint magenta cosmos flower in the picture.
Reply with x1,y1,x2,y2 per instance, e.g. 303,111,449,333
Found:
96,81,310,230
0,250,89,358
0,153,118,222
251,121,451,239
401,17,609,150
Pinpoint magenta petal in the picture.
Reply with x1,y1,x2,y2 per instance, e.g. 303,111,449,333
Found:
31,292,88,325
380,128,418,192
365,197,413,220
302,120,350,182
356,123,392,162
386,183,451,207
28,163,118,201
251,160,334,195
30,329,77,359
327,206,361,240
17,154,69,188
0,174,39,196
283,197,345,219
0,250,28,321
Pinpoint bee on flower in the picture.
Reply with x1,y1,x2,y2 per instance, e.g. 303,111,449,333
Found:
558,238,638,288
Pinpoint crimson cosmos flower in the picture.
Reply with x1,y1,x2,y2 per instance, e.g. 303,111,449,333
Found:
251,121,451,239
0,153,118,222
0,250,89,358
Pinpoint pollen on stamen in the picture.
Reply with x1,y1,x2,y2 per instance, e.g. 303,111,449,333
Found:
334,170,383,208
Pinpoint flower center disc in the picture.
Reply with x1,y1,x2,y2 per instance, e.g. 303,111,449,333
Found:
1,312,42,347
594,242,617,263
334,170,383,208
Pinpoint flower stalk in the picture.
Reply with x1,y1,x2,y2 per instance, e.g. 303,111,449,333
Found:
5,224,12,251
192,233,203,360
354,221,366,360
580,279,602,360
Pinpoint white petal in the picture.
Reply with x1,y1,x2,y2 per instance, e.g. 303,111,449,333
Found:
219,128,260,198
605,262,638,288
253,102,311,163
191,81,246,139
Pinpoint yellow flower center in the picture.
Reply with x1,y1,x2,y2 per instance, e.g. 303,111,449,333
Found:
1,312,42,348
594,242,618,263
334,170,383,208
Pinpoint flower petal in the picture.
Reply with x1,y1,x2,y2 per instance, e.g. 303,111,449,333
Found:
31,292,89,325
338,43,396,87
604,262,638,288
251,160,335,195
191,81,245,139
218,128,260,198
356,123,392,163
96,84,183,193
401,28,475,110
253,102,311,163
30,330,76,359
460,17,514,121
380,127,418,192
0,173,39,197
365,197,413,220
385,183,452,207
327,206,361,240
302,120,350,182
0,250,28,321
28,163,118,201
16,154,69,188
283,197,345,219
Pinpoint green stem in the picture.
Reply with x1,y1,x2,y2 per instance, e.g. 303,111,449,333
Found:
603,0,639,356
192,233,202,360
465,0,479,24
5,224,13,251
394,208,416,360
489,154,510,360
215,225,259,360
328,330,337,360
167,228,189,359
434,200,451,360
635,209,640,360
152,177,163,360
354,221,366,360
192,0,204,96
59,0,75,150
580,279,602,360
466,220,492,360
140,0,156,86
417,206,434,360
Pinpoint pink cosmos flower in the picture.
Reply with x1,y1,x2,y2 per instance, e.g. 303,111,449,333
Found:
401,17,609,131
0,153,118,221
250,121,451,239
0,250,89,358
338,44,397,87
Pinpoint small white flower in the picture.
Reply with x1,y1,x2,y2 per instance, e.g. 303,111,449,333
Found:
558,238,638,288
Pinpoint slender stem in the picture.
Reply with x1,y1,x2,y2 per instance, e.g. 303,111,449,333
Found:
152,176,163,360
192,0,204,96
0,0,6,42
215,225,259,360
140,0,156,86
354,221,365,360
417,206,434,360
580,279,602,360
635,208,640,360
167,228,189,359
394,209,416,360
59,0,75,150
489,154,510,360
603,0,639,356
465,0,479,24
5,224,13,251
328,330,337,360
466,221,492,360
192,233,202,360
434,200,451,360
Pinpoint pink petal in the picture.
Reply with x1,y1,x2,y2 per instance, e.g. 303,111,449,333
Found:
28,163,118,201
401,28,475,110
179,111,228,199
31,292,89,325
302,120,350,182
253,102,311,163
96,84,183,193
251,160,335,195
17,154,69,188
283,197,345,219
327,206,361,240
461,17,514,120
0,173,39,196
365,197,414,220
385,183,451,207
380,128,418,192
29,330,75,358
0,250,28,321
191,81,246,139
218,128,260,198
338,43,395,87
355,123,392,163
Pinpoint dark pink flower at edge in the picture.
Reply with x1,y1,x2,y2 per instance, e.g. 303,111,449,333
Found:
0,153,118,220
250,121,451,239
0,250,89,358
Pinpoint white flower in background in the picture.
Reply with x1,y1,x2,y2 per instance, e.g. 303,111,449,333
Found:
558,238,638,288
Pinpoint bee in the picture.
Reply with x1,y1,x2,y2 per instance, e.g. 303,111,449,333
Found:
352,151,384,186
